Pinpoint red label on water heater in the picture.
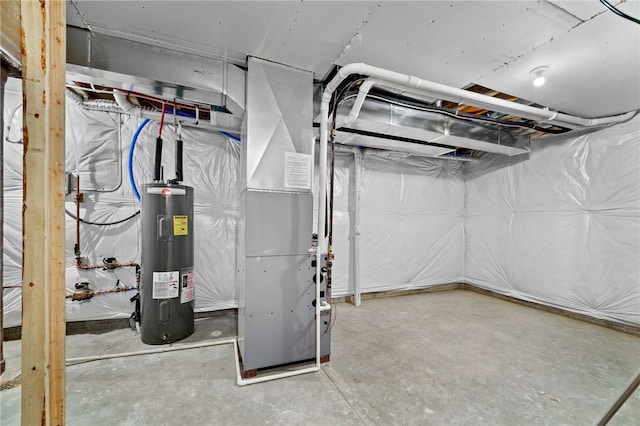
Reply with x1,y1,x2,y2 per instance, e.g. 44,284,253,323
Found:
161,188,171,198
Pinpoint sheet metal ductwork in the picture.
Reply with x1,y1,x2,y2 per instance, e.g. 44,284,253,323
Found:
66,26,245,124
320,64,637,160
334,96,531,157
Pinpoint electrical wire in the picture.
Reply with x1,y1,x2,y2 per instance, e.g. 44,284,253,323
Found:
599,0,640,25
65,208,140,226
158,102,167,137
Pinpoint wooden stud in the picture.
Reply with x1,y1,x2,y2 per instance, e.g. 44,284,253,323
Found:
21,1,66,424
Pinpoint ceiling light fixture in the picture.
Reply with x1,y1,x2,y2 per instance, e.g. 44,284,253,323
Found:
530,66,549,87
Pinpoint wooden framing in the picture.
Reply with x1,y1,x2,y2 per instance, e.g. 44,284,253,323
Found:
20,1,66,424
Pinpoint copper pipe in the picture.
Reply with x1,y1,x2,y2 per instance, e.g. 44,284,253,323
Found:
76,261,141,288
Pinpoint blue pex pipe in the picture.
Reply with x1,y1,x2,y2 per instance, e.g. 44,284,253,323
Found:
128,118,151,202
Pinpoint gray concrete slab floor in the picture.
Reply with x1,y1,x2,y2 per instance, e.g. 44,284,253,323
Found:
1,290,639,425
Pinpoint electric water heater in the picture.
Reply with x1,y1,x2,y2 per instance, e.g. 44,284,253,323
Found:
140,182,195,344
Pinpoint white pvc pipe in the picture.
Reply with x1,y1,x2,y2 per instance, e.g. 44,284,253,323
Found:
233,342,319,386
66,336,323,386
352,147,363,307
342,78,383,127
65,338,238,365
327,63,637,131
315,88,331,376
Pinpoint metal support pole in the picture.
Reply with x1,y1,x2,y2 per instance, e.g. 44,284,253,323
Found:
0,64,7,375
597,368,640,426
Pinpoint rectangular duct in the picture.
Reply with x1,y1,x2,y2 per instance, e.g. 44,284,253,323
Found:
335,130,455,158
334,97,531,157
66,26,245,118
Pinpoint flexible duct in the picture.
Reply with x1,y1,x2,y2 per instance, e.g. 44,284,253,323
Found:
66,88,125,114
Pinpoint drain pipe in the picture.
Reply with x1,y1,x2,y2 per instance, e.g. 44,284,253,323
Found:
337,78,383,128
326,64,637,132
352,147,363,307
65,335,326,386
66,338,238,365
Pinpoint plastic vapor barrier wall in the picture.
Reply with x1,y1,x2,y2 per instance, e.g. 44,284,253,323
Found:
326,151,465,297
2,82,240,327
2,77,639,327
465,117,640,325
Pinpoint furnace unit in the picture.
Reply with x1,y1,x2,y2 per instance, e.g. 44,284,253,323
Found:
237,57,331,376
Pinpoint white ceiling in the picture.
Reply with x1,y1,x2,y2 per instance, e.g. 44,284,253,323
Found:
67,0,640,118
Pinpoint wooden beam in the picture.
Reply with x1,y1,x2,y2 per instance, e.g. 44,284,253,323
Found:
21,1,66,425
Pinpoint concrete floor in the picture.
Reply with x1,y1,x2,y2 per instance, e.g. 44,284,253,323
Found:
1,290,639,425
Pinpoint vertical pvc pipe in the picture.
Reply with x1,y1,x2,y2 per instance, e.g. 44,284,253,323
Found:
352,147,363,307
316,97,330,369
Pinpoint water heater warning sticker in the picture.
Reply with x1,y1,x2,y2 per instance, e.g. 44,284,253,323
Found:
173,215,188,236
181,273,195,303
152,271,179,299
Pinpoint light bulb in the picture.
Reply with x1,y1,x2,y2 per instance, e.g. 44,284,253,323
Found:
530,66,549,87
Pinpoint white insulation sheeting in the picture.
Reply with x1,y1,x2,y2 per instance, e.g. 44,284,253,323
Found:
465,117,640,325
2,90,240,327
358,155,465,291
328,151,465,297
2,83,24,329
2,83,639,327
